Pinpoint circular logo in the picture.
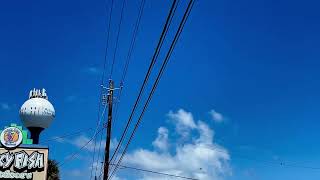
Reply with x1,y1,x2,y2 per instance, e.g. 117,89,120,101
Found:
0,127,23,148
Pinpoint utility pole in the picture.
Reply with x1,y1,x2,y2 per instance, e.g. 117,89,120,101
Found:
103,79,114,180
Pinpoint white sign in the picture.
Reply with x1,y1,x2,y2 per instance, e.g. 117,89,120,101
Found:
0,127,23,148
0,147,48,180
0,150,45,179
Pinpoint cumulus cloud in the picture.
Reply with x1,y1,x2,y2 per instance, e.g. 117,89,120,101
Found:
168,109,197,129
168,109,197,138
152,127,169,151
62,109,230,180
123,109,231,180
209,109,224,123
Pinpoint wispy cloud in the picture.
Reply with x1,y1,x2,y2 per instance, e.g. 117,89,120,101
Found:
68,169,83,177
56,134,118,153
71,135,100,152
50,136,66,143
83,67,102,75
209,109,224,123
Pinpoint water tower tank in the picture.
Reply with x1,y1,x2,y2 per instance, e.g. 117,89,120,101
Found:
19,88,55,144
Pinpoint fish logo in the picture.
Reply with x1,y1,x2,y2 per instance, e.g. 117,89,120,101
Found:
0,127,23,148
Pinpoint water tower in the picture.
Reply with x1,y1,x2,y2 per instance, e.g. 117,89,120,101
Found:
19,88,55,144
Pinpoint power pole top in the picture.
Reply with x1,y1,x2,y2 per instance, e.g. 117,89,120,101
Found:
103,79,115,180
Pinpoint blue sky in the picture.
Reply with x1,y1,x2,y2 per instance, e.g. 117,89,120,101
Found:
0,0,320,179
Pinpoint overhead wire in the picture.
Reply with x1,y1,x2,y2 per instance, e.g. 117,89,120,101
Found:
57,126,106,168
89,0,128,177
53,128,320,173
42,127,94,143
109,164,199,180
108,1,195,179
93,121,107,178
51,128,320,173
101,0,115,83
119,0,146,85
44,0,320,177
89,89,107,180
95,0,147,177
89,0,115,179
58,101,108,168
111,0,147,130
47,127,320,172
89,1,320,178
108,0,180,170
204,145,320,170
109,0,127,79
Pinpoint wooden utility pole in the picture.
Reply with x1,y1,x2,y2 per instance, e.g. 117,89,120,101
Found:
103,79,114,180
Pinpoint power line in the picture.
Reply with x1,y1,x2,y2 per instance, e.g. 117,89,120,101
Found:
42,127,93,143
109,0,127,78
108,0,181,175
90,89,108,179
119,0,146,85
107,0,147,172
58,102,108,168
95,0,145,175
57,126,106,168
48,128,320,171
93,120,107,178
111,0,147,130
108,0,180,169
50,128,320,172
108,1,195,179
108,145,320,179
89,0,116,178
102,0,115,83
109,164,199,180
204,145,320,170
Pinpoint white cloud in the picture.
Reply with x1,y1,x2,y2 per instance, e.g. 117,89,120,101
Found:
71,135,97,152
110,138,119,150
197,120,214,144
61,109,230,180
168,109,197,138
71,135,118,152
168,109,197,128
152,127,169,151
55,134,118,153
209,109,224,123
123,109,231,180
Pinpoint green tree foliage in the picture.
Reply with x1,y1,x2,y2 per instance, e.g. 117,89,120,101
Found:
47,159,60,180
